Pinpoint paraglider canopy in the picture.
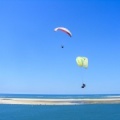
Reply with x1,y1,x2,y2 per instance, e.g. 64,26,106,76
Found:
76,57,88,69
54,27,72,37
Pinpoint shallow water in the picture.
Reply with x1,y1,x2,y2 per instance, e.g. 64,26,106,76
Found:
0,104,120,120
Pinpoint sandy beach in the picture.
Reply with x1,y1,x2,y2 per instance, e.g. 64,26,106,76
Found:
0,98,120,105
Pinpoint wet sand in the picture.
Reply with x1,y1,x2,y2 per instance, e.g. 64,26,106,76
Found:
0,98,120,105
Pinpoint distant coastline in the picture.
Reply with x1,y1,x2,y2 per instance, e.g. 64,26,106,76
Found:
0,98,120,105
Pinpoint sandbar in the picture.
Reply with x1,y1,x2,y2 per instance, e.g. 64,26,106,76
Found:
0,98,120,105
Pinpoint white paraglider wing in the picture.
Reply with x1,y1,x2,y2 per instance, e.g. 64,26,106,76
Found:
54,27,72,37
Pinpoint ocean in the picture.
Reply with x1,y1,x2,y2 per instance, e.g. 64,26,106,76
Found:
0,94,120,120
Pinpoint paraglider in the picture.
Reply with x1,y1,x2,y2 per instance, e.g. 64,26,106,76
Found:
76,56,88,88
54,27,72,37
54,27,72,48
81,83,86,88
61,45,64,48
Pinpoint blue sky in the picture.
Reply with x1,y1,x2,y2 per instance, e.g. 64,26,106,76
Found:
0,0,120,94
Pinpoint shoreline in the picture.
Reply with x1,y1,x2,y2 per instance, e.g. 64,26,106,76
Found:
0,98,120,105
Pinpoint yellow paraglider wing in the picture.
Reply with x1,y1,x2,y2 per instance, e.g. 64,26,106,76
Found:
76,57,88,68
76,57,84,67
82,57,88,69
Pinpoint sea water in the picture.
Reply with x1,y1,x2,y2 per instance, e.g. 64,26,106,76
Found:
0,94,120,120
0,94,120,99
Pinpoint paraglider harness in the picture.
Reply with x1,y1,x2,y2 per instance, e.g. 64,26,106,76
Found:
81,83,86,88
